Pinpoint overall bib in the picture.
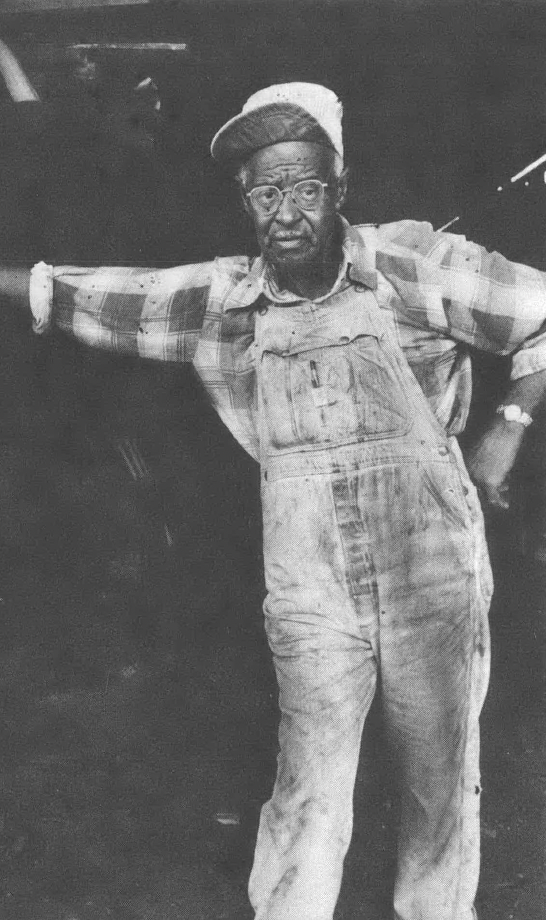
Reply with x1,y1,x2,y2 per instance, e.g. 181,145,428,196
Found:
248,282,492,920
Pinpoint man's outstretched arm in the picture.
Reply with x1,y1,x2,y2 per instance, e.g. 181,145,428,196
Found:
0,260,214,363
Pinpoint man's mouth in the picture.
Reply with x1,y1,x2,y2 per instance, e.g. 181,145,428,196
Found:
272,236,305,249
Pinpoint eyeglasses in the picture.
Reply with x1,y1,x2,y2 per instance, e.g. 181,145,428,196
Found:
246,180,329,216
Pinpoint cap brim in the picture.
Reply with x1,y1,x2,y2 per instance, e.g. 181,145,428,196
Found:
210,101,335,165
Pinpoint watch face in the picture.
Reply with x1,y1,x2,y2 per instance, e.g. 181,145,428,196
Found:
504,405,520,421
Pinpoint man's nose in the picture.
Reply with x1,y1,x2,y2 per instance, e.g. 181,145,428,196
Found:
275,190,301,224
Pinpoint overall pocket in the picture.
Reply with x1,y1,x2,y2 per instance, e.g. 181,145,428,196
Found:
260,329,413,451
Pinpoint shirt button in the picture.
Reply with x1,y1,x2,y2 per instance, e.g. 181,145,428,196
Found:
438,445,449,456
258,305,268,315
339,335,350,344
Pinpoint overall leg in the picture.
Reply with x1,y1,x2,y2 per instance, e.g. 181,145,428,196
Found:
249,473,378,920
382,592,490,920
375,462,491,920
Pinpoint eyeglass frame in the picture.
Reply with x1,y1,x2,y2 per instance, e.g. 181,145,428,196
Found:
245,180,330,215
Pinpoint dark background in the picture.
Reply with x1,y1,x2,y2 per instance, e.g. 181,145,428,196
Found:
0,2,543,919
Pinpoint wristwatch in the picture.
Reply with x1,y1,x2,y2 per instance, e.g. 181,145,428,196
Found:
496,404,533,427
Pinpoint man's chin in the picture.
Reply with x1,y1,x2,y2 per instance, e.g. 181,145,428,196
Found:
266,242,317,268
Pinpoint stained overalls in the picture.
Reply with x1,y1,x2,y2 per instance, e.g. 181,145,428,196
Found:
247,277,492,920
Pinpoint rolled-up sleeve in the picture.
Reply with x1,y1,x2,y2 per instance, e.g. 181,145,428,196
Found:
52,262,214,363
509,327,546,379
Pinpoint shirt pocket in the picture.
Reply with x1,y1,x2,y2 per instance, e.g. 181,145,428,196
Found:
259,316,413,451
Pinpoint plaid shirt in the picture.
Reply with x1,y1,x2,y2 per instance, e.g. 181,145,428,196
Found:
51,218,546,460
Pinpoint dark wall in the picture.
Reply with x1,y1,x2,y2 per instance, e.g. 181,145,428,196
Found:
1,0,545,264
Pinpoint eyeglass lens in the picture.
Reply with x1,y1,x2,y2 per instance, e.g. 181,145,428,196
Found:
250,180,325,214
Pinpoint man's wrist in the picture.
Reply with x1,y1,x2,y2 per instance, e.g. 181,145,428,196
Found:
495,404,533,427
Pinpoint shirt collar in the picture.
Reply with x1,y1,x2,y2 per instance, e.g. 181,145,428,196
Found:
341,218,378,291
224,216,377,312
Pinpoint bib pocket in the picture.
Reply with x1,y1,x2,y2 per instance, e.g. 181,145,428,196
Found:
260,326,413,451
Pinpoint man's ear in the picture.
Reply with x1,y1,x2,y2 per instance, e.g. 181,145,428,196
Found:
235,178,251,216
335,167,349,211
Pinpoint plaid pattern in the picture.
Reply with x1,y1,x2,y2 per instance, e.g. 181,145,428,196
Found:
52,219,546,460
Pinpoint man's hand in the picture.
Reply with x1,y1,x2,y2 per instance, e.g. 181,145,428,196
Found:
466,418,525,509
466,367,546,509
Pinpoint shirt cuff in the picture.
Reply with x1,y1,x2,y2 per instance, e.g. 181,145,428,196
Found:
29,261,53,335
511,338,546,380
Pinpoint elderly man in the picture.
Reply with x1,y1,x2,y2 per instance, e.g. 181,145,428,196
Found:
3,82,546,920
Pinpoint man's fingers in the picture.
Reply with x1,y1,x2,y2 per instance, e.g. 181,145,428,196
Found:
482,481,510,510
472,473,510,509
489,494,510,510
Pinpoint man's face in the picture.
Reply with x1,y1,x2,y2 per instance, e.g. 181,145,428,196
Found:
241,141,346,273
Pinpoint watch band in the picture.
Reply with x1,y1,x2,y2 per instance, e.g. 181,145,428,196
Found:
496,404,533,427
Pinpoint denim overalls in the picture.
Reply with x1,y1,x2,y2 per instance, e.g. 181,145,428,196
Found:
248,280,492,920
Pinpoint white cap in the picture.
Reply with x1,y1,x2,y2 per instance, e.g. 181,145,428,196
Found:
210,82,343,165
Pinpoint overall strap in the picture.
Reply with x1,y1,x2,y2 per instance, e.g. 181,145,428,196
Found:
359,287,453,447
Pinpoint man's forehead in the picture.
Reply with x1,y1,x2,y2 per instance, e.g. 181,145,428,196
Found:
245,141,334,179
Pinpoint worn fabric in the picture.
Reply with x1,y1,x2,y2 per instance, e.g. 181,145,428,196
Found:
247,286,491,920
51,217,546,461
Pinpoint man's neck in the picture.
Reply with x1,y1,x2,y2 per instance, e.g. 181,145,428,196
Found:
273,260,341,301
